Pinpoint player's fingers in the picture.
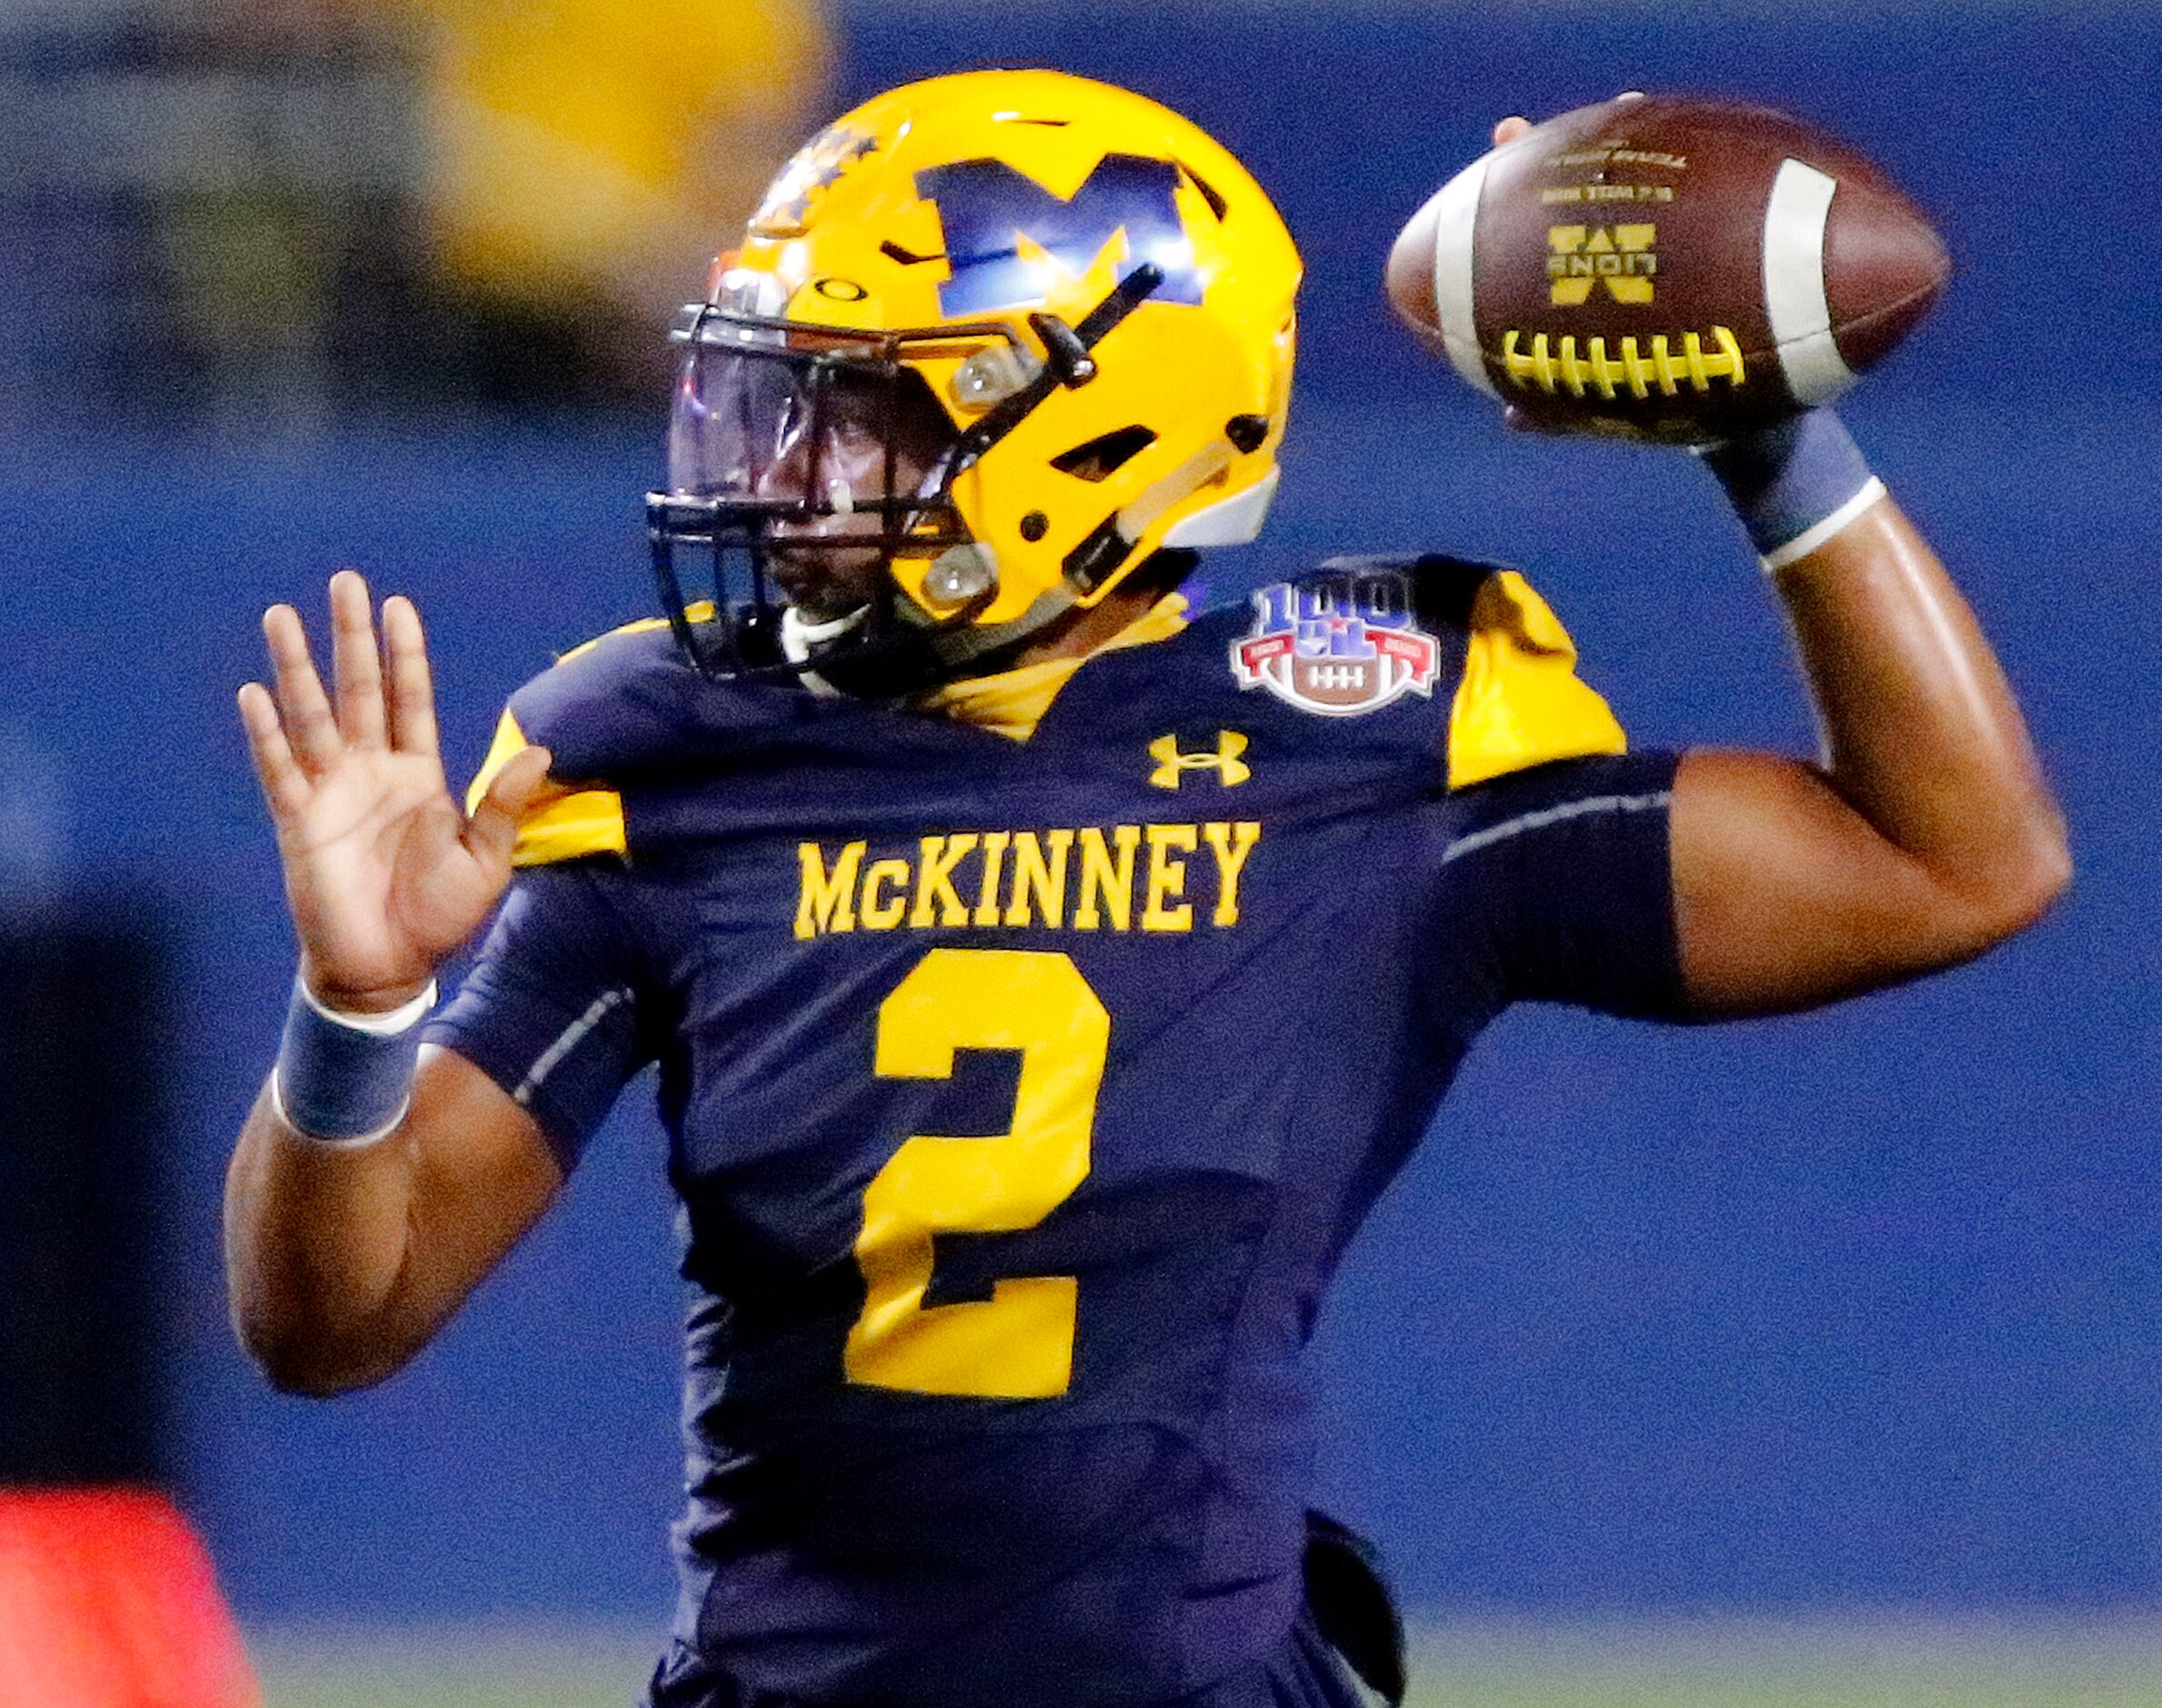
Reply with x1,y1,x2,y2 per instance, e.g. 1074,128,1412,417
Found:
1499,402,1571,437
262,601,343,773
463,745,553,873
329,569,388,751
236,681,311,824
382,595,440,759
1492,93,1633,151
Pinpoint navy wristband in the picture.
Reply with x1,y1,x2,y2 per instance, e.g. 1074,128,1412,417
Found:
272,977,433,1144
1699,409,1885,571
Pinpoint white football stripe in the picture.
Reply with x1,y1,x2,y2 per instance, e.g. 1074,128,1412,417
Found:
1763,158,1855,405
1427,157,1498,397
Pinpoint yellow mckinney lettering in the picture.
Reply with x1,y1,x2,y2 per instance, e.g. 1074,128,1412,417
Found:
1071,825,1141,932
972,831,1011,927
909,833,980,928
1141,823,1198,933
791,823,1263,937
1202,820,1262,927
1005,829,1073,928
795,840,866,939
860,859,910,929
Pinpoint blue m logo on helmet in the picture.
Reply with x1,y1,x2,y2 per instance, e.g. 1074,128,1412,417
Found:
916,155,1206,317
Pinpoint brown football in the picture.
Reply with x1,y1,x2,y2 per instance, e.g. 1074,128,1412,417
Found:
1386,95,1950,440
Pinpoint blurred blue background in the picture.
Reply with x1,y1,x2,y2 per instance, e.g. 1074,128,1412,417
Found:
2,0,2157,1645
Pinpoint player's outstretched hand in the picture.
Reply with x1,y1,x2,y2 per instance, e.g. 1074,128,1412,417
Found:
237,571,552,1014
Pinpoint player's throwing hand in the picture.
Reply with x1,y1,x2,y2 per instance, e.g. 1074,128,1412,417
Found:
236,570,552,1015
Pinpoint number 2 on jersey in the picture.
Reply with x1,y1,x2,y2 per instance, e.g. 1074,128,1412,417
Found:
845,949,1109,1400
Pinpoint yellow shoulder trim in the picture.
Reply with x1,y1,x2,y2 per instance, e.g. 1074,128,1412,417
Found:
507,789,628,867
465,708,627,866
458,611,714,865
1446,569,1626,790
466,707,530,815
551,609,699,669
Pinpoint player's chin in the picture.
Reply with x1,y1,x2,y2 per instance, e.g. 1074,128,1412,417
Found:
767,531,889,619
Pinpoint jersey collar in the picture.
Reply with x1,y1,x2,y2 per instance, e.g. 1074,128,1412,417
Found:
913,593,1190,741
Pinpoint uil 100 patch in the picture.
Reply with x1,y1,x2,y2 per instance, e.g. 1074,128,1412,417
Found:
1231,572,1440,717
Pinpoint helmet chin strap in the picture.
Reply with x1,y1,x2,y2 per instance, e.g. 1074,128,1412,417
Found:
924,581,1078,674
774,558,1011,698
911,540,1086,676
778,569,1073,699
779,603,869,698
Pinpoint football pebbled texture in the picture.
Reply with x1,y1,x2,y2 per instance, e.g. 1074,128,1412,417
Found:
1386,95,1950,441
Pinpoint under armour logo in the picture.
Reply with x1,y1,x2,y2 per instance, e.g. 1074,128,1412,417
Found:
1149,731,1251,789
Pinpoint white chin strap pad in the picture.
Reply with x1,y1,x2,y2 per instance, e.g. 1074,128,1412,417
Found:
779,603,868,665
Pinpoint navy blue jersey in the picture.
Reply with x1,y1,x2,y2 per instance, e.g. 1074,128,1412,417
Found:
427,555,1685,1708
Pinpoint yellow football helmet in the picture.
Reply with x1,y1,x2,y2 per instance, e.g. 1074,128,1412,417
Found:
645,69,1302,688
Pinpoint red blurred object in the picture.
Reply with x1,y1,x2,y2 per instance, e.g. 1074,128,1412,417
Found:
0,1488,258,1708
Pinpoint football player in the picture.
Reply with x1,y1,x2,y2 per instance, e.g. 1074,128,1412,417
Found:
226,72,2066,1708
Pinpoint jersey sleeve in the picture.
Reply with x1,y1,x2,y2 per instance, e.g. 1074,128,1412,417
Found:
1423,748,1687,1022
421,861,658,1172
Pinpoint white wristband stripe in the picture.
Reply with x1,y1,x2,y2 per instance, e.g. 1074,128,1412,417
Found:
1760,476,1887,572
275,975,436,1144
298,978,438,1036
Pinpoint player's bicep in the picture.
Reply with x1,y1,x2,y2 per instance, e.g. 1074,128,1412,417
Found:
1670,747,2006,1016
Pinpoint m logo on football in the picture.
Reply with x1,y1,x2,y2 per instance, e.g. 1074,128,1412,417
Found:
1232,573,1440,717
1548,224,1656,305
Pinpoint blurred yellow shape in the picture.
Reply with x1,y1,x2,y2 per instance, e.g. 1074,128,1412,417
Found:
406,0,832,314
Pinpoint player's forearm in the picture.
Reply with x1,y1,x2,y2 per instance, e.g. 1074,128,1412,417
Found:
1775,498,2069,933
226,1045,565,1395
224,1081,429,1395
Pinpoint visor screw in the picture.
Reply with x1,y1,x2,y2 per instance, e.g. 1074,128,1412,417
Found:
926,545,999,606
1020,511,1049,543
1029,313,1099,387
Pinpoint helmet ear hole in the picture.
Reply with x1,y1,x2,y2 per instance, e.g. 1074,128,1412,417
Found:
1051,426,1160,483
